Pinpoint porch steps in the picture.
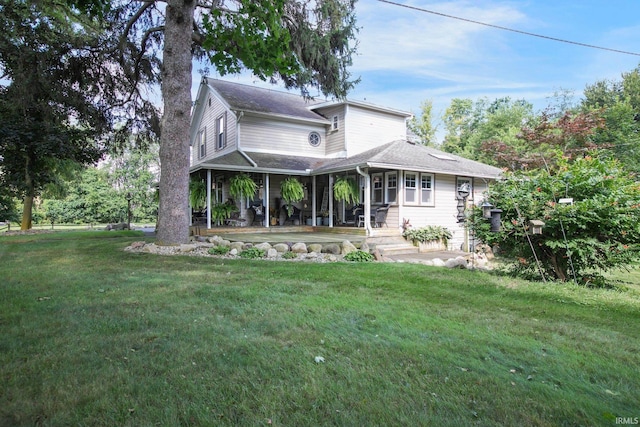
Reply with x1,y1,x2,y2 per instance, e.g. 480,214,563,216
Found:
366,234,419,256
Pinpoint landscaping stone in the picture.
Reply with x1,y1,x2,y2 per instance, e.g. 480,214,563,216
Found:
445,257,467,269
255,242,272,251
307,243,323,253
230,242,244,252
432,258,446,267
321,244,341,255
359,242,370,252
273,243,290,253
341,240,357,255
267,248,278,258
179,244,198,253
291,242,307,253
229,248,238,256
130,241,146,249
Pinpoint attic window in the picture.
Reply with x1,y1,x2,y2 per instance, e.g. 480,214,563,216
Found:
430,153,456,161
332,115,339,131
309,131,321,147
208,97,211,107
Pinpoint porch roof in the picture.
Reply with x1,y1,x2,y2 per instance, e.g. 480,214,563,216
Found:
191,140,502,179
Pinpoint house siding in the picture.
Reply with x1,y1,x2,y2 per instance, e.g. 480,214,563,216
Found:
345,105,407,156
191,96,237,167
240,115,326,157
314,105,346,156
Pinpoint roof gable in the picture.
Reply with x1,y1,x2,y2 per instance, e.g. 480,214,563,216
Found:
205,78,327,123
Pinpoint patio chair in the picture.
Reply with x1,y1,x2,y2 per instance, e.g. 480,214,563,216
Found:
279,205,302,225
372,204,389,228
249,200,265,226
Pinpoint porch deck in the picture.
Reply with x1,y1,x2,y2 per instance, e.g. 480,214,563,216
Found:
189,224,402,245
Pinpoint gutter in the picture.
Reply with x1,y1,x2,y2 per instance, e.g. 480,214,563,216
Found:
356,166,372,235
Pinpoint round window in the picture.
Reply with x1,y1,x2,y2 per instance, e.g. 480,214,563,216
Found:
308,131,321,147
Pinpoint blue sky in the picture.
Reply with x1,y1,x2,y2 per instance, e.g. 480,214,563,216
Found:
197,1,640,142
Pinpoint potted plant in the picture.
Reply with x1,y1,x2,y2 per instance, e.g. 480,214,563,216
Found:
280,177,304,216
333,176,359,205
402,225,452,252
229,173,257,201
189,178,207,210
210,202,237,226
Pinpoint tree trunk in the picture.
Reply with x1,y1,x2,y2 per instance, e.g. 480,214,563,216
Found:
156,0,195,245
21,195,33,230
21,159,34,230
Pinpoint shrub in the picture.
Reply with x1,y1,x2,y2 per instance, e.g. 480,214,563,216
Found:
281,251,298,260
208,245,230,255
471,153,640,285
239,247,266,259
344,250,374,262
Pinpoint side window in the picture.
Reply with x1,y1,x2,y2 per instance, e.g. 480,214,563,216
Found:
405,172,417,204
216,114,226,150
372,173,383,204
385,172,397,204
198,128,206,159
420,173,434,205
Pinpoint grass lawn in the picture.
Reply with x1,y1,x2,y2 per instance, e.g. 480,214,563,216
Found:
1,231,639,426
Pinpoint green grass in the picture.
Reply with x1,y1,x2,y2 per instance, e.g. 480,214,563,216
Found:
1,231,639,426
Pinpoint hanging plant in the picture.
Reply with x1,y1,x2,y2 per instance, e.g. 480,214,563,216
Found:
333,176,359,205
280,177,305,216
229,173,257,201
189,178,207,209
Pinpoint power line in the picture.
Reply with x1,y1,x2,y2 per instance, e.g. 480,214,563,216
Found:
378,0,640,57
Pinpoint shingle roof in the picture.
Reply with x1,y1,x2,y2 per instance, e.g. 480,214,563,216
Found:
315,140,503,179
206,78,327,122
192,140,502,179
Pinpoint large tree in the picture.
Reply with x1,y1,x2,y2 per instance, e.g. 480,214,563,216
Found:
77,0,359,244
0,0,110,229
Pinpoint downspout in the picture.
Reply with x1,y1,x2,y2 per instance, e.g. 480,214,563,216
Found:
236,111,257,167
356,166,372,235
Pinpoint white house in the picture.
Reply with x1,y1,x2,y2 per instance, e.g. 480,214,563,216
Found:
189,78,502,250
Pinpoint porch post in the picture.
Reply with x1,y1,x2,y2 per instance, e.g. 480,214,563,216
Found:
206,169,212,229
328,174,334,227
312,175,317,226
264,173,270,228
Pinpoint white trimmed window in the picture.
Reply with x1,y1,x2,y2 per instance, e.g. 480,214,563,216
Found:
420,173,434,206
216,114,226,150
372,173,383,204
197,128,206,159
332,115,339,131
405,172,417,204
385,172,397,204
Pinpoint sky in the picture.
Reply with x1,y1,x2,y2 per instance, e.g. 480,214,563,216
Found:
197,0,640,142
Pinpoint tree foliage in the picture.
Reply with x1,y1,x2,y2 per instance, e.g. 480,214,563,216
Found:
581,65,640,174
441,97,534,163
408,100,436,145
0,0,115,229
472,153,640,286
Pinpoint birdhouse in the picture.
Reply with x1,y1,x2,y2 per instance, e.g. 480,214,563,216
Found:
529,220,545,235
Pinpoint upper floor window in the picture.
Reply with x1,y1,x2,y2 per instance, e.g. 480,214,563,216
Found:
197,128,206,159
216,114,226,150
332,115,339,131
